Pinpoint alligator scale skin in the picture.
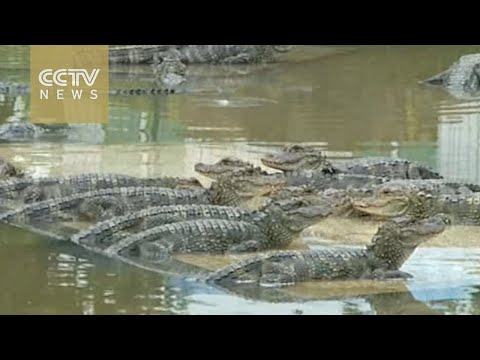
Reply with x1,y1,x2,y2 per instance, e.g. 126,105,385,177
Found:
260,145,442,179
0,184,239,235
72,204,255,248
207,214,450,288
353,191,480,225
74,199,334,261
0,173,203,207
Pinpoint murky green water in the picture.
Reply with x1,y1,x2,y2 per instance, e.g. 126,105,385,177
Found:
1,45,480,315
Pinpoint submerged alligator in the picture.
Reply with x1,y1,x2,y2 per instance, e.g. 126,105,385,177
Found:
422,53,480,98
207,214,449,288
109,45,295,65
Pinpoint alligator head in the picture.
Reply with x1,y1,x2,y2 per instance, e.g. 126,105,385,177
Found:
261,144,332,172
226,168,286,199
366,214,450,270
194,157,257,180
422,53,480,98
264,197,336,235
153,57,187,88
352,191,433,219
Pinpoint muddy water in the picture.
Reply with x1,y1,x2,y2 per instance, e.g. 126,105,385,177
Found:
1,45,480,314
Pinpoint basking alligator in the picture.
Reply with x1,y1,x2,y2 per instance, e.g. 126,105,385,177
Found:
195,157,260,180
195,156,453,200
109,45,294,65
207,214,449,288
261,144,442,179
261,144,333,172
0,173,203,209
352,191,480,225
89,199,335,262
0,181,240,238
72,204,255,248
359,179,480,197
72,193,345,250
422,53,480,98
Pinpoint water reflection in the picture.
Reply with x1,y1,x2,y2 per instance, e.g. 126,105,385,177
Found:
3,222,480,314
0,227,191,315
437,99,480,184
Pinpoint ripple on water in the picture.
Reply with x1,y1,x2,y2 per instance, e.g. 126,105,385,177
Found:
192,97,279,108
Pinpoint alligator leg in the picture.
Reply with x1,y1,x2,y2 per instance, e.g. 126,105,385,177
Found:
226,240,262,253
259,262,296,288
23,186,47,203
78,196,129,221
23,185,66,203
371,269,414,280
137,241,174,263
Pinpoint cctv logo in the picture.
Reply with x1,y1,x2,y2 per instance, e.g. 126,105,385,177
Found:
38,69,100,100
38,69,100,87
30,45,109,124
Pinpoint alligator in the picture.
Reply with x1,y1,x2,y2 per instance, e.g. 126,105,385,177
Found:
352,191,480,225
358,179,480,197
261,144,443,179
109,45,295,65
71,204,255,248
261,144,333,172
0,157,24,178
194,157,260,180
196,156,453,201
72,191,347,250
0,173,203,209
206,214,450,288
422,53,480,99
267,178,480,217
0,181,240,238
91,202,334,263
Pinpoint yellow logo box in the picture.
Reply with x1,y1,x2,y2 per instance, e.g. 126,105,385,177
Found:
30,45,109,124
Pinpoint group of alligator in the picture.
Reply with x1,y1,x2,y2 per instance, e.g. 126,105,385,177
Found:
1,45,480,302
3,142,478,296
